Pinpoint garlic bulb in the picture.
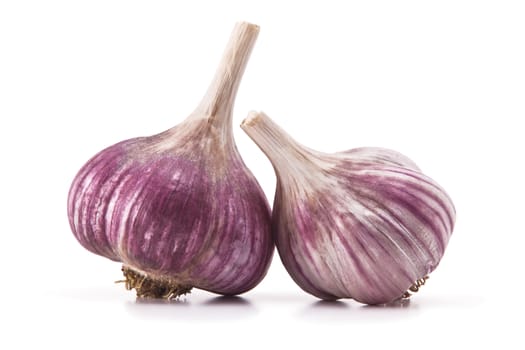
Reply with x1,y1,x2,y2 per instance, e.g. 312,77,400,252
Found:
67,23,273,299
241,111,455,305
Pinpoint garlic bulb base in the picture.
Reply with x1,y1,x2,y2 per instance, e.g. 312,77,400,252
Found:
401,276,429,300
119,266,192,300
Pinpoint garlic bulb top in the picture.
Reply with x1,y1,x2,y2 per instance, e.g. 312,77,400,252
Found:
67,23,273,298
241,111,455,305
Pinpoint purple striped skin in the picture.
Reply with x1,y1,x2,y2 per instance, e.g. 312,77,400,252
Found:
274,159,455,305
242,112,456,305
68,124,273,295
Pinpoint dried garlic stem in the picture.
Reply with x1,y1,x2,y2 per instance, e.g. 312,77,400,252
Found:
241,111,327,185
194,22,260,126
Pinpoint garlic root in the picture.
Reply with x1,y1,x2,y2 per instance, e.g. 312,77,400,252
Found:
118,266,192,299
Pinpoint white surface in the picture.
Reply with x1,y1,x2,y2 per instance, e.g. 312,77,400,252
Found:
1,1,524,349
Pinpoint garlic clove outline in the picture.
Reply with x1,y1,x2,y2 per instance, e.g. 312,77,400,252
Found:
241,111,456,305
67,23,273,299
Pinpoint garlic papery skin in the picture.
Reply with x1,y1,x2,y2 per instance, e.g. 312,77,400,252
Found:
67,22,273,299
241,111,456,305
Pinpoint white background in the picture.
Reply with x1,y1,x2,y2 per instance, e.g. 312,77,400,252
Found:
1,1,524,349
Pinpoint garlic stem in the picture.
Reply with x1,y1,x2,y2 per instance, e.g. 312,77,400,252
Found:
194,22,259,128
241,111,325,181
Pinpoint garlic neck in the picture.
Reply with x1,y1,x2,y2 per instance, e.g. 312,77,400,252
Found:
241,111,331,186
191,22,259,138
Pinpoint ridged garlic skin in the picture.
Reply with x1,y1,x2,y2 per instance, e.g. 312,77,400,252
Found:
68,127,273,295
67,22,274,296
242,112,455,305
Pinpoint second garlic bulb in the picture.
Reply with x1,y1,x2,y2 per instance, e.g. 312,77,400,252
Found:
241,111,455,305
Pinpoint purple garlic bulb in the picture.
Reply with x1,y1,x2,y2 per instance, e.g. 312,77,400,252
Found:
67,23,273,299
241,111,455,305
